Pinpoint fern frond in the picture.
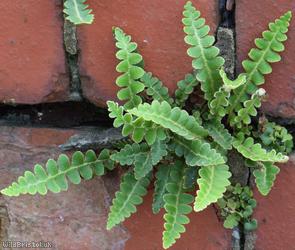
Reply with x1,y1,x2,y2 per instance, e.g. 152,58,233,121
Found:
253,162,280,196
209,69,247,118
129,100,208,141
229,11,292,117
107,101,125,128
170,136,225,166
107,172,151,230
233,134,289,163
231,88,266,127
209,87,230,117
64,0,94,25
204,119,233,150
1,150,114,196
153,165,172,214
141,72,173,104
111,141,167,179
107,101,166,145
174,73,199,107
194,164,231,211
113,27,145,109
183,1,225,101
163,161,194,249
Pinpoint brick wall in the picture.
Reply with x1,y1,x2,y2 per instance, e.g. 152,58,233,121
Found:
0,1,294,249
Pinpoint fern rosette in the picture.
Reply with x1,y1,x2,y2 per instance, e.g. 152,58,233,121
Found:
1,2,293,249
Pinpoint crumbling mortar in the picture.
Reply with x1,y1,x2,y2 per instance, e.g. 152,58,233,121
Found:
63,14,83,101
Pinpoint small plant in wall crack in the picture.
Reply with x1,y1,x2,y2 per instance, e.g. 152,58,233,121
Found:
217,184,258,231
1,1,293,249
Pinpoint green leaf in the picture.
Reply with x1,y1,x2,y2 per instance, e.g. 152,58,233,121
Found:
111,141,167,180
233,134,289,163
229,11,292,119
209,87,230,117
170,136,225,166
231,88,266,127
224,214,239,229
64,0,94,25
107,101,125,128
107,101,166,145
258,121,294,154
107,172,151,230
204,119,233,150
141,72,173,104
183,166,198,190
113,27,145,109
1,150,114,196
163,161,194,249
183,1,224,101
174,73,199,107
129,100,208,141
194,164,231,211
253,162,280,196
219,68,246,91
153,165,172,214
244,219,258,231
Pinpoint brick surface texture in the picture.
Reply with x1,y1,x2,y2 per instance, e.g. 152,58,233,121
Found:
0,127,128,250
0,1,69,104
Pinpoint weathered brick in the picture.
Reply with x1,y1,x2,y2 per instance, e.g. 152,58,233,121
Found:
236,0,295,118
0,127,128,250
254,156,295,250
79,0,218,106
0,1,69,104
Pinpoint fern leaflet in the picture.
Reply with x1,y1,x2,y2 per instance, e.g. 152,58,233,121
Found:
233,134,289,163
253,162,280,196
111,141,167,179
183,1,224,101
141,72,173,104
204,119,233,150
107,101,166,145
163,161,194,249
1,150,114,196
228,11,292,119
231,88,266,127
129,100,208,141
174,73,199,107
194,164,231,211
170,136,225,166
153,165,172,214
219,68,246,92
64,0,94,25
107,172,151,230
114,27,145,109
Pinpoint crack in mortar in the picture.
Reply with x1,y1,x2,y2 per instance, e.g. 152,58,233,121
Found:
63,16,83,101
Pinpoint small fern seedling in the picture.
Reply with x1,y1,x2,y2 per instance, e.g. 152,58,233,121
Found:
2,1,293,249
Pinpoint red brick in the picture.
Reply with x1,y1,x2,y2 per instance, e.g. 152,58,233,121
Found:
124,189,231,250
0,127,128,249
79,0,218,106
254,156,295,250
0,1,69,104
236,0,295,118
